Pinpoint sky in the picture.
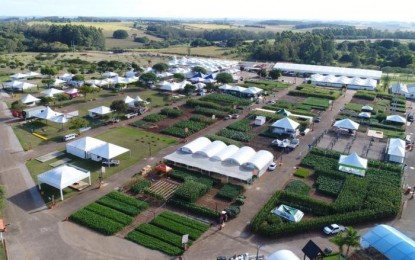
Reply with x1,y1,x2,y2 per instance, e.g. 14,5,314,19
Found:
1,0,414,22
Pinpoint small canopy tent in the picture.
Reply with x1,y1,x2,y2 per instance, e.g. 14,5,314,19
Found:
338,152,368,176
271,204,304,223
388,138,406,164
53,79,66,87
34,106,63,120
90,143,130,161
88,106,113,117
123,95,135,106
219,84,233,90
361,105,373,112
101,72,118,77
59,73,74,81
41,88,64,98
271,117,299,136
21,94,40,105
386,115,406,124
65,88,79,98
333,118,360,130
361,224,415,260
10,73,27,80
358,112,371,118
4,81,36,90
37,164,91,200
25,71,41,77
268,250,300,260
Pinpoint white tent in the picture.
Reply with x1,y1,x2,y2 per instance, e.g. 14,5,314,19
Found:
386,115,406,124
160,82,182,92
333,118,360,130
271,117,300,136
37,164,91,200
123,95,135,104
224,146,256,165
219,84,233,90
90,143,130,160
66,137,107,159
51,115,69,124
338,152,368,176
358,112,371,118
65,88,79,95
194,82,206,90
53,79,66,87
4,81,23,88
88,106,113,117
59,73,74,81
111,76,128,84
86,79,102,86
243,87,263,95
25,71,41,77
10,73,27,80
361,105,373,111
34,106,63,120
268,250,300,260
21,94,40,105
195,140,227,158
180,137,212,153
41,88,64,97
388,138,406,164
134,96,143,102
4,81,36,90
101,72,118,77
271,204,304,223
243,150,274,173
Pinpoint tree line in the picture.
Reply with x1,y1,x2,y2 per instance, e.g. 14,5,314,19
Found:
0,21,105,53
313,26,415,39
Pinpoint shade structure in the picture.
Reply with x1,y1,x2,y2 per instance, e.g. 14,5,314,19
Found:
268,250,300,260
386,115,406,124
37,164,91,200
86,79,102,85
388,138,406,164
272,117,299,130
242,87,263,95
111,76,128,84
65,88,79,95
25,71,41,77
41,88,64,97
194,82,206,90
361,224,415,260
4,81,36,90
10,73,27,80
361,105,373,111
134,96,143,102
4,80,23,88
34,106,63,120
21,94,40,104
53,79,66,87
333,118,359,130
276,109,292,116
180,137,211,153
66,137,107,159
59,73,74,81
358,112,371,118
88,106,112,117
219,84,233,90
123,95,134,104
338,152,368,176
51,115,69,124
101,71,118,77
90,143,130,160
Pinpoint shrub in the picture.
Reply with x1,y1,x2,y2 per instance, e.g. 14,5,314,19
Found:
70,209,124,235
142,113,167,122
130,179,151,195
284,180,311,196
294,168,311,178
227,119,252,132
159,211,209,232
160,107,183,118
106,191,149,210
216,184,244,201
84,203,133,226
168,199,220,219
194,107,228,118
151,215,204,240
96,197,141,216
126,231,183,256
315,175,344,196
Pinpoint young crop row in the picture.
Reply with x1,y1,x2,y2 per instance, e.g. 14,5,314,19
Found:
70,209,124,236
159,211,209,232
217,128,253,142
126,231,183,256
151,215,204,241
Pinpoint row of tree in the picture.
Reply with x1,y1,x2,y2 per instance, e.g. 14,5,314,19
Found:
313,26,415,39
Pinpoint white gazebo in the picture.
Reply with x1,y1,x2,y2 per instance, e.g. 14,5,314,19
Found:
361,105,373,112
271,117,300,137
41,88,64,97
338,152,368,176
21,94,40,106
53,79,66,87
387,138,406,164
101,72,118,77
90,143,130,161
358,112,371,118
88,106,113,117
123,95,135,105
37,164,91,200
333,118,360,130
386,115,406,124
66,137,107,159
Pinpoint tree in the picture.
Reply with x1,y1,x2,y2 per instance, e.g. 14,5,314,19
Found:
216,72,234,84
192,66,207,74
205,83,217,92
68,67,78,74
183,84,196,95
40,66,58,78
110,100,129,115
381,74,391,92
344,227,361,257
257,69,268,78
330,233,346,260
41,79,55,88
79,85,95,99
113,30,129,39
152,63,169,73
72,74,85,81
269,69,282,80
173,73,185,81
11,100,25,110
39,96,53,106
69,117,89,130
139,72,157,84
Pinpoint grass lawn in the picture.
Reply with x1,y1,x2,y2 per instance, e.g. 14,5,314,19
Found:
26,126,176,205
134,46,234,58
0,243,5,260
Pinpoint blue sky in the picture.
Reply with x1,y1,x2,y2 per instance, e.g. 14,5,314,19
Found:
1,0,413,22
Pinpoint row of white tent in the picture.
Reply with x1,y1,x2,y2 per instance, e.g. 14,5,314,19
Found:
10,71,41,80
389,82,415,98
168,56,238,74
310,74,377,90
219,84,263,95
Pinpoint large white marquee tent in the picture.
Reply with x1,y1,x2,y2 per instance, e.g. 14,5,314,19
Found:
37,164,91,200
165,137,274,182
66,136,129,161
310,74,377,91
387,138,406,164
338,152,368,176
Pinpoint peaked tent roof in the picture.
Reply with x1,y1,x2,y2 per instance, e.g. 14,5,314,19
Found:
21,94,40,104
88,106,112,115
123,95,134,104
358,112,371,118
90,143,130,160
101,71,118,77
333,118,360,130
53,79,66,86
35,106,63,120
10,73,27,79
66,136,107,152
388,138,406,157
41,88,64,97
65,88,79,94
361,224,415,260
268,250,300,260
362,105,374,111
37,164,90,200
51,115,69,124
338,152,368,170
272,117,299,130
219,84,233,90
134,96,143,102
386,115,406,124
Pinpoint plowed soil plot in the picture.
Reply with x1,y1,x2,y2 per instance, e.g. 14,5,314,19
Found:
195,187,232,211
280,95,306,103
247,135,283,158
350,98,370,105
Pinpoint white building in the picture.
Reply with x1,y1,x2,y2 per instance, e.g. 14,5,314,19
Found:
389,82,415,99
310,74,377,91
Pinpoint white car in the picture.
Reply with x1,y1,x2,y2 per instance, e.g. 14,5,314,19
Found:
323,224,345,235
268,162,277,171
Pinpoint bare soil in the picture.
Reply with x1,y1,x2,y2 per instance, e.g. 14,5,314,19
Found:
195,187,232,212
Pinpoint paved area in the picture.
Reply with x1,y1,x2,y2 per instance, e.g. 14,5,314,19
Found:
1,82,415,259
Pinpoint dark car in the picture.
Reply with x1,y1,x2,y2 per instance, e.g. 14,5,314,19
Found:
102,159,120,167
314,116,321,123
407,114,414,122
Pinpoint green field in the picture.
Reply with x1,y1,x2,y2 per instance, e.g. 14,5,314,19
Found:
134,45,234,58
26,127,176,205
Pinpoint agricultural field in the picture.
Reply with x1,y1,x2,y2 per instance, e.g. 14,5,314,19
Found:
134,45,234,58
251,148,402,238
27,127,176,204
126,211,209,256
70,191,149,235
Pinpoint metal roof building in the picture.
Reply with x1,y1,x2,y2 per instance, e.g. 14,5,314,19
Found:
273,62,382,80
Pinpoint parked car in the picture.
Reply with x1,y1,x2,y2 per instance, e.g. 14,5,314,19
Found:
102,159,120,167
268,162,277,171
314,116,321,123
407,114,414,122
323,224,345,235
125,112,138,119
288,139,300,149
231,114,240,119
105,118,120,124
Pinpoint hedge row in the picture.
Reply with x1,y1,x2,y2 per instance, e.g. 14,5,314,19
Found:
284,180,310,196
142,113,167,122
159,211,209,232
194,107,228,118
168,198,220,219
130,179,152,195
106,191,149,210
151,215,204,240
126,231,183,256
186,99,231,111
227,119,252,132
84,203,133,226
160,107,184,118
217,128,253,142
97,197,141,216
70,209,124,235
201,93,252,106
135,223,187,248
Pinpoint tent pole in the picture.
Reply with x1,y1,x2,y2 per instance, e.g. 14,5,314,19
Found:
60,189,64,201
38,181,41,190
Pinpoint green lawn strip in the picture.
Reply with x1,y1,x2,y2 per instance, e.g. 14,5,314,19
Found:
105,191,149,210
69,208,124,235
159,211,209,232
96,197,140,216
135,223,190,247
126,230,183,256
151,216,203,240
284,180,310,196
84,203,133,226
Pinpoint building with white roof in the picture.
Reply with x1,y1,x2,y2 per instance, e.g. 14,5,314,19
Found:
310,74,377,91
390,82,415,99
